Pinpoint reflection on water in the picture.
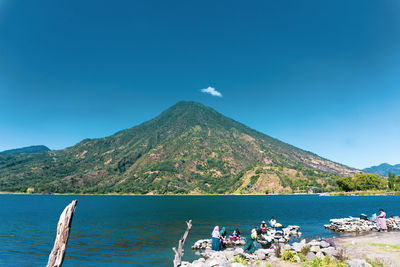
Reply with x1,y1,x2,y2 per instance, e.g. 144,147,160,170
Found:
0,195,399,266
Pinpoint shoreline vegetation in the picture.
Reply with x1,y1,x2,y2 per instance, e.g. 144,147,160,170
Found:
1,191,399,196
2,172,400,196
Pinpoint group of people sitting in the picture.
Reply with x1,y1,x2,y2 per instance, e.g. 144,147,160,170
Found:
211,226,241,251
243,217,283,253
211,217,281,252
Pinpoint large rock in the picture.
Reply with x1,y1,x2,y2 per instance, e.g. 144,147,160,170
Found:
309,240,321,247
310,245,320,253
205,258,221,267
306,252,316,260
315,251,324,259
320,240,330,248
292,242,305,252
219,262,231,267
322,247,337,256
224,250,235,260
234,247,244,255
294,255,301,262
192,258,206,267
255,250,266,260
346,259,372,267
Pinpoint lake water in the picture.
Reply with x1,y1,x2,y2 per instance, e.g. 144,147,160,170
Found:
0,195,399,266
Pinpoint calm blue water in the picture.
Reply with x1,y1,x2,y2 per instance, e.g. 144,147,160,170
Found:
0,195,399,266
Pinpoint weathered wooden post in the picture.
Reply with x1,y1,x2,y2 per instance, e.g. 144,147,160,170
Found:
47,200,78,267
172,219,192,267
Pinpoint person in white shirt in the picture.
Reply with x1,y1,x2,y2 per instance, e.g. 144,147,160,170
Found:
269,217,276,227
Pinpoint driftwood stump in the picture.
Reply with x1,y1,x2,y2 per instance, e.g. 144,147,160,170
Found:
47,200,78,267
173,220,192,267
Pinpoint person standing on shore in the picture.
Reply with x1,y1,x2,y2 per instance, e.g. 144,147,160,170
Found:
377,209,387,232
211,226,223,251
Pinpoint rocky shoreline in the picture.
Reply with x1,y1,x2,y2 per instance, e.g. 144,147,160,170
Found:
180,218,400,267
324,217,400,232
183,238,339,267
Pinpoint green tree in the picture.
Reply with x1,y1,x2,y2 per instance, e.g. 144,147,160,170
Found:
336,176,354,191
388,173,396,190
353,174,386,191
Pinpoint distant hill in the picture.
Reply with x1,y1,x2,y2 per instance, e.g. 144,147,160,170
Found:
0,145,50,155
0,101,360,194
363,163,400,176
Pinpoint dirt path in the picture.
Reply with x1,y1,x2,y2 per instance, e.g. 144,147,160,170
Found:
334,231,400,266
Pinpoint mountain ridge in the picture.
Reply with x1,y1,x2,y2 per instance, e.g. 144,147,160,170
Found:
363,163,400,176
0,101,360,194
0,145,50,155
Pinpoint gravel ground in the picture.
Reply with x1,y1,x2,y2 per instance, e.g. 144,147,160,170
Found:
333,231,400,266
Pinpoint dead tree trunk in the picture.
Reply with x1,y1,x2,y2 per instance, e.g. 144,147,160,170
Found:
47,200,78,267
172,219,192,267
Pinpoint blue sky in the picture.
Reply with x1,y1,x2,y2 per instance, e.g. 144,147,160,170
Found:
0,0,399,169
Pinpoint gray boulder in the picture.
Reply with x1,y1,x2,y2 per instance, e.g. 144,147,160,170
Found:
309,240,321,246
205,258,221,267
192,259,206,267
283,244,291,251
320,240,330,248
292,242,305,252
315,251,324,259
224,250,235,260
310,245,320,253
192,262,205,267
322,247,337,256
234,247,244,255
219,262,231,267
306,252,316,260
255,250,266,260
346,259,372,267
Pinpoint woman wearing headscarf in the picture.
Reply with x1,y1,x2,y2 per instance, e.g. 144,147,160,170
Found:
377,209,387,232
219,226,227,248
244,228,258,253
211,226,222,251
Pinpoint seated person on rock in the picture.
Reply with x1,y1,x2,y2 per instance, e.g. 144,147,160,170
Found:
257,228,272,249
229,228,241,241
260,221,268,234
219,226,228,248
244,227,268,253
269,217,277,227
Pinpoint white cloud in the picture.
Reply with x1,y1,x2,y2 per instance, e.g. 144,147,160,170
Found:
200,86,222,97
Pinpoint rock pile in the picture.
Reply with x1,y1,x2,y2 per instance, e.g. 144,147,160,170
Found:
192,225,301,250
192,239,245,250
270,225,301,243
324,217,400,232
184,238,338,267
288,239,338,260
